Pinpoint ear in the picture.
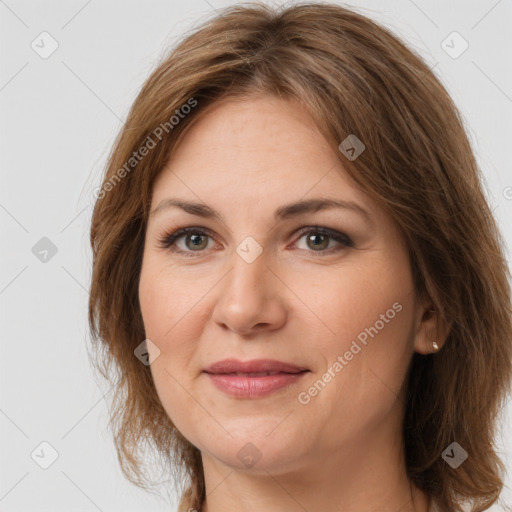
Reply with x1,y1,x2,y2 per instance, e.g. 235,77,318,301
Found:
413,302,451,355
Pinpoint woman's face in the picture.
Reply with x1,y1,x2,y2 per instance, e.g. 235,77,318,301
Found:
138,95,433,476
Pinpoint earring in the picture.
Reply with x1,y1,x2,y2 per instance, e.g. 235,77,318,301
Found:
429,308,439,351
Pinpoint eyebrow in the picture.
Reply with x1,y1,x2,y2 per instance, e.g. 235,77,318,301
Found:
150,197,373,224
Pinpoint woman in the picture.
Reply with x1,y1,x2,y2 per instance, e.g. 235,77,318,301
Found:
88,3,512,512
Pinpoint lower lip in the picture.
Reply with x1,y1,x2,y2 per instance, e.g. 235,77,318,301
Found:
205,371,308,398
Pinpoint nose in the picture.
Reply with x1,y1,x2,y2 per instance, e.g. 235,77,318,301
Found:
211,248,287,336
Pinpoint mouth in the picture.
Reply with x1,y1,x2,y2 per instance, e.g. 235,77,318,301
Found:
203,359,310,398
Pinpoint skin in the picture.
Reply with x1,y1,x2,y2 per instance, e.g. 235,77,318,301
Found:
138,95,447,512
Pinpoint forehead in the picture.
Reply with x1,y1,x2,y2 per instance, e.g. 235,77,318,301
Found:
151,95,369,208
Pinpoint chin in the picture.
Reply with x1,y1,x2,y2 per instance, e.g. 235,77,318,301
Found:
198,428,309,474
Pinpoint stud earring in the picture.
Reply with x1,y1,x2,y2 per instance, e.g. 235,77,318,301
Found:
428,308,439,351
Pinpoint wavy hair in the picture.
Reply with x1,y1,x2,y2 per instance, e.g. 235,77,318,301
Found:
88,3,512,511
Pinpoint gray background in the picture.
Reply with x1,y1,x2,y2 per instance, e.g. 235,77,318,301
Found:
1,0,511,510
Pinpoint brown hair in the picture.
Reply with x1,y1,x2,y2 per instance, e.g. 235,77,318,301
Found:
88,2,512,511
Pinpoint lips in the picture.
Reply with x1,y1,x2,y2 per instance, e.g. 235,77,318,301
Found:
203,358,309,375
203,359,310,398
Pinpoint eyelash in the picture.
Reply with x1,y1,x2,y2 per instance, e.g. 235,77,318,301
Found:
156,225,354,257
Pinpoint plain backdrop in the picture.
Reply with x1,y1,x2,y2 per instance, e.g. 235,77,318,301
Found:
1,0,511,510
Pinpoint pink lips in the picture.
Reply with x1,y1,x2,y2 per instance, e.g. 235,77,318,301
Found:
203,358,310,398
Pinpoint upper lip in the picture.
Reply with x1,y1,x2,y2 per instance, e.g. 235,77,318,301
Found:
204,358,309,374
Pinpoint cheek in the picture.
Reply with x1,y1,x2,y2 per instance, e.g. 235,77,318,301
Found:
138,259,206,430
291,254,413,346
139,258,196,340
139,283,195,376
293,279,414,449
296,254,415,405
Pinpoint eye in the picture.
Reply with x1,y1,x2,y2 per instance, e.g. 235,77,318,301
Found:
156,225,354,257
293,225,354,254
157,227,215,256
